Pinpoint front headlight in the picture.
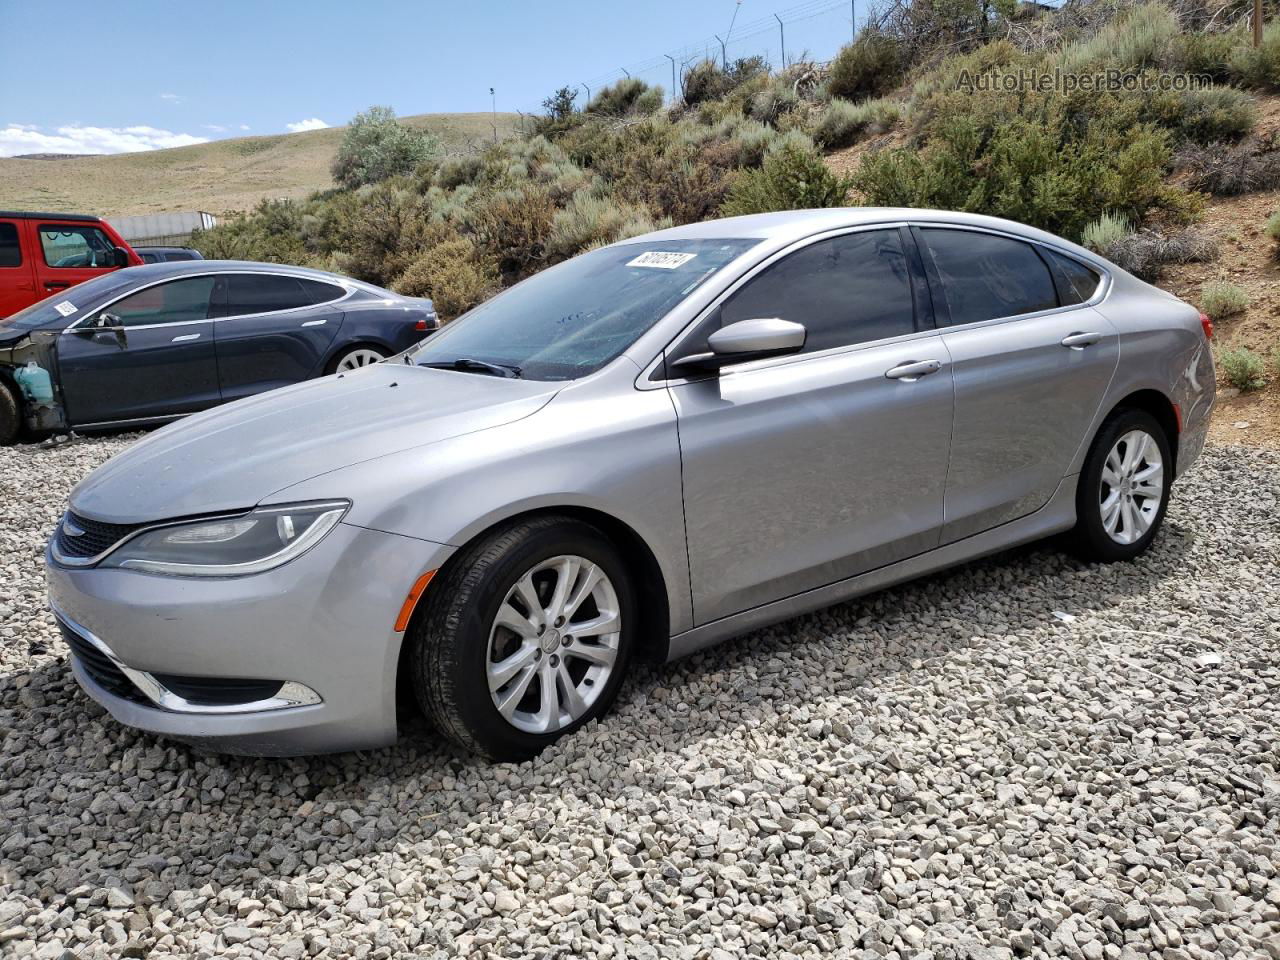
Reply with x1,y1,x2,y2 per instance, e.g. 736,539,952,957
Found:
101,501,349,577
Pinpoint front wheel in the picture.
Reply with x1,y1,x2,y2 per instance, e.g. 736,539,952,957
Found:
328,345,389,374
0,383,18,445
1070,408,1172,562
411,516,635,760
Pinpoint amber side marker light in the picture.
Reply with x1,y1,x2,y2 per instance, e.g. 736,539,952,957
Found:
395,570,437,632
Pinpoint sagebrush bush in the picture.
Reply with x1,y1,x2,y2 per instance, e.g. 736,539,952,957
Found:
682,57,768,107
547,192,663,259
828,31,903,101
465,184,556,281
1217,346,1267,390
1178,135,1280,195
1200,281,1249,320
1057,3,1179,75
1229,24,1280,89
1103,228,1218,280
721,132,851,216
331,106,439,190
586,78,664,117
747,78,801,125
1081,213,1133,255
1151,86,1256,145
393,237,498,321
1265,211,1280,246
1174,29,1241,80
812,97,900,149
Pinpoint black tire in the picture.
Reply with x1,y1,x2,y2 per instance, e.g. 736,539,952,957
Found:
325,344,389,375
0,382,19,446
411,515,636,760
1070,407,1173,563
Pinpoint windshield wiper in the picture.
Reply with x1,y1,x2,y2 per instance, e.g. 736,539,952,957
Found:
419,357,522,379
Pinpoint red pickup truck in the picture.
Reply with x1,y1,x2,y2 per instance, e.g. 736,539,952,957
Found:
0,211,142,318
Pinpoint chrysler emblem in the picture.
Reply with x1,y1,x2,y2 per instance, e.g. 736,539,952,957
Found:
62,518,85,538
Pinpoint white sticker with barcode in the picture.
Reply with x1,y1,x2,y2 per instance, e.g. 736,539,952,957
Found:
53,300,77,317
627,251,697,269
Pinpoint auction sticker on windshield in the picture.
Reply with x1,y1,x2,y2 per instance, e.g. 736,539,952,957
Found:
53,301,77,317
627,251,697,269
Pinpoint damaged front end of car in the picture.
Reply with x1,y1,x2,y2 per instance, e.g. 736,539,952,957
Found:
0,330,70,432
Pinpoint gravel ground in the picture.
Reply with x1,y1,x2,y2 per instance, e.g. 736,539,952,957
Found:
2,435,1279,960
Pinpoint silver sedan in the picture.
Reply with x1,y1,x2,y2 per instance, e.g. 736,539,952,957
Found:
45,209,1216,759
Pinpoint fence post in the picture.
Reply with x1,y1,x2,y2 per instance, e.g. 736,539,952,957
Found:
775,14,785,69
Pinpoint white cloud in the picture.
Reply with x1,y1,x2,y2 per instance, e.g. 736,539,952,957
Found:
0,123,209,157
239,124,251,131
159,92,183,104
202,123,228,132
285,117,328,133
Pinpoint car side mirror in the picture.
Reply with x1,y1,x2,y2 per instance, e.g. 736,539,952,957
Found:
95,312,122,329
670,318,807,375
112,246,130,268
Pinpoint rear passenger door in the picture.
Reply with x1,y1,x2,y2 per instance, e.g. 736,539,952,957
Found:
211,273,345,402
914,226,1119,543
669,227,955,625
0,219,37,317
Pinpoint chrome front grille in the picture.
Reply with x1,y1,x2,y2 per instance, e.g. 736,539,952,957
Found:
54,512,142,561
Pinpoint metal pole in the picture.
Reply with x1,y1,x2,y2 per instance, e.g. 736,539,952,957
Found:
715,33,727,69
621,68,630,78
580,82,591,103
665,54,676,102
1255,0,1263,46
852,0,857,40
489,87,497,144
774,14,785,68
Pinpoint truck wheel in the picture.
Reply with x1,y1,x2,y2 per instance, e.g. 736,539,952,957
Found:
0,383,19,445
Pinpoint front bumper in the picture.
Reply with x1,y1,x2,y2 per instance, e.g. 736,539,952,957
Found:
46,521,454,756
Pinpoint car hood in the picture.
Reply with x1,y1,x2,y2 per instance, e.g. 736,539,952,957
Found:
70,364,559,524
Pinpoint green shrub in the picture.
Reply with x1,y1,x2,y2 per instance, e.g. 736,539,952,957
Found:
1151,86,1256,145
1229,24,1280,89
393,237,498,322
1178,135,1280,194
331,106,439,190
747,77,801,124
1057,3,1179,75
191,199,309,263
1200,281,1249,320
546,193,664,260
465,184,557,281
1175,29,1240,80
586,78,664,117
721,132,851,216
812,97,900,149
682,57,768,107
1265,211,1280,245
828,31,903,101
1217,346,1267,390
1081,212,1133,254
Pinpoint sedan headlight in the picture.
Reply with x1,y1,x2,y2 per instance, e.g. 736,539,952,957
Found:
101,501,349,577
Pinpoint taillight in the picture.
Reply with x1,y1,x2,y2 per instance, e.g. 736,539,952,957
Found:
414,318,428,331
1199,311,1214,339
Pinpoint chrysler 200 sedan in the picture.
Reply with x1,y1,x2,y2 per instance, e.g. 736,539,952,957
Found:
0,261,436,443
45,209,1215,760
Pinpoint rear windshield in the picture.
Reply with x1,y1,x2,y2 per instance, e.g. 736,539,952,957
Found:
409,239,758,380
0,269,142,330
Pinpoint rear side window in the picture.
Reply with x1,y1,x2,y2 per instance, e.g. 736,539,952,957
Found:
921,228,1058,326
1043,249,1102,306
39,224,116,268
0,223,20,267
225,274,313,315
295,277,346,305
716,229,916,355
103,277,217,327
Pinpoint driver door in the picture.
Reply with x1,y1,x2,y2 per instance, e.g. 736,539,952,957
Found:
57,276,222,424
667,227,955,625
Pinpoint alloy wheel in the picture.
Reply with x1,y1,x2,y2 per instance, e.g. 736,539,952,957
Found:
1099,428,1164,545
486,555,621,734
336,348,386,371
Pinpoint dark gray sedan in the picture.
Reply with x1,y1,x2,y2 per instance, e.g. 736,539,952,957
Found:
0,261,437,442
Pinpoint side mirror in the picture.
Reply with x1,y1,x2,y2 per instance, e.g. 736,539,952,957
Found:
671,318,806,375
112,246,131,268
95,312,122,329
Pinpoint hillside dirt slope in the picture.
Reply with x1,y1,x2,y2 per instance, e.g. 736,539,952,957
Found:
0,112,521,218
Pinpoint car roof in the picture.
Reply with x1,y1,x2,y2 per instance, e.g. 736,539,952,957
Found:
0,210,103,222
630,207,1102,264
117,259,371,286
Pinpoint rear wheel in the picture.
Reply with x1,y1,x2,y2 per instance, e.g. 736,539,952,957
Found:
1070,408,1172,562
411,516,635,760
328,345,388,374
0,382,19,445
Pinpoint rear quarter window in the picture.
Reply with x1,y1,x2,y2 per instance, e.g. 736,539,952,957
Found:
1043,249,1103,305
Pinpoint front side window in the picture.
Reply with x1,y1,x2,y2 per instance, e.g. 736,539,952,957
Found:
39,224,116,268
0,223,21,268
102,277,217,327
223,274,315,316
711,229,916,355
921,228,1058,326
410,239,758,380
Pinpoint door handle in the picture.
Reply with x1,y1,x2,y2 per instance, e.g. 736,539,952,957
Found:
301,318,327,327
1060,332,1102,349
44,282,70,291
885,359,942,381
171,333,201,342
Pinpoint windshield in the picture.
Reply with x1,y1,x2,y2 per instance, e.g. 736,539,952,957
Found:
409,238,758,380
0,270,141,330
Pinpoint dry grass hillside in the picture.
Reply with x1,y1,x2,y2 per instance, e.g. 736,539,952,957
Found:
0,112,520,217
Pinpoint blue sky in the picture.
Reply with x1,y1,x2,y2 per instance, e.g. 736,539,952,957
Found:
0,0,859,156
